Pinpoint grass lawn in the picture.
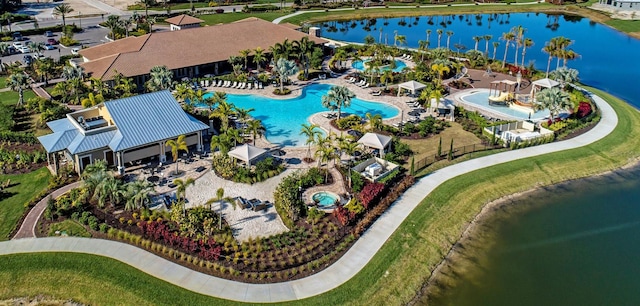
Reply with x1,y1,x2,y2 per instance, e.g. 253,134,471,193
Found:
197,11,287,24
48,220,92,238
0,167,51,240
605,19,640,33
0,76,7,89
0,90,37,107
0,86,637,304
402,122,481,166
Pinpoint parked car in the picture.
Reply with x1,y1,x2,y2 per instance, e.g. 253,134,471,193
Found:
44,31,54,37
71,47,80,55
23,55,33,65
12,32,23,41
12,41,23,49
47,38,58,45
18,46,30,54
44,44,56,50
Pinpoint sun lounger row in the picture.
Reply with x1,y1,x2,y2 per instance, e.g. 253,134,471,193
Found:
370,90,382,96
211,80,264,89
401,54,414,61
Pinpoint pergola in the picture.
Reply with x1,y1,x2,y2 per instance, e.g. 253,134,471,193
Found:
228,144,267,166
397,80,427,96
530,78,560,101
489,80,518,97
357,133,392,157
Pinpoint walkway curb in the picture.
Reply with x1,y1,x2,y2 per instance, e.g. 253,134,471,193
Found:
0,89,617,302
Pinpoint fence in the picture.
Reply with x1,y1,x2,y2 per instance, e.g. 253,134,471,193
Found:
412,142,502,172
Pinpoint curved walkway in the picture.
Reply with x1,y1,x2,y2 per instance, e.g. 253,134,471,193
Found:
0,90,617,302
13,181,84,239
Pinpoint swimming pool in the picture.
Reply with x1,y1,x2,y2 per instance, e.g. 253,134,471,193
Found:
311,191,340,209
203,84,399,146
459,89,550,121
351,59,407,73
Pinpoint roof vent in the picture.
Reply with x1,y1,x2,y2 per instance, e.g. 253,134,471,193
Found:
77,116,84,123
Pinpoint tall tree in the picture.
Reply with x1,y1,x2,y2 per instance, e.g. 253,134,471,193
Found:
54,4,74,28
125,180,154,211
299,123,322,160
273,57,299,94
209,99,235,131
253,47,265,71
145,65,174,92
535,87,571,120
166,134,188,175
8,71,29,106
293,37,315,79
520,37,534,67
436,29,443,48
483,35,493,57
445,30,454,49
501,31,515,68
246,119,265,146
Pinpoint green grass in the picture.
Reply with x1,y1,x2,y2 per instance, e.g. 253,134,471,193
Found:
0,167,51,240
0,87,637,304
48,220,92,238
197,11,287,24
0,76,7,89
0,90,37,106
605,19,640,33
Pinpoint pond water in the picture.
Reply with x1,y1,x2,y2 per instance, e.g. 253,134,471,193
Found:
314,13,640,108
316,13,640,304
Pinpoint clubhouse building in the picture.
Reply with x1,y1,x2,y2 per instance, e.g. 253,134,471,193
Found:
37,91,209,175
77,17,327,87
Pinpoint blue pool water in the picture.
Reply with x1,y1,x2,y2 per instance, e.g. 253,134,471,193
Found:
312,191,339,208
460,90,550,120
351,59,407,73
204,84,399,146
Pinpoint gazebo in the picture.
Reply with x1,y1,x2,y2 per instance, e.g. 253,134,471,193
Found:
397,80,427,96
357,133,392,157
489,80,518,97
228,144,267,166
530,78,560,101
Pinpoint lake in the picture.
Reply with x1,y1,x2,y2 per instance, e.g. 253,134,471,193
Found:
316,13,640,304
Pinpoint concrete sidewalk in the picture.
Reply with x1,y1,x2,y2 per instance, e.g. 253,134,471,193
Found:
1,89,617,302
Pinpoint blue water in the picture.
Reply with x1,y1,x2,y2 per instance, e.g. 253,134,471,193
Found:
204,84,399,146
460,90,550,120
351,59,408,72
314,13,640,108
312,191,339,207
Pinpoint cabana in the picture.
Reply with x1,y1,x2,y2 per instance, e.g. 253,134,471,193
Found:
489,79,517,96
530,78,560,101
357,133,392,157
397,80,427,97
228,144,267,166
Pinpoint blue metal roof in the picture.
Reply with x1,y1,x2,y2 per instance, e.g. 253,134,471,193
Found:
68,130,118,154
105,91,209,151
47,118,76,133
38,129,79,153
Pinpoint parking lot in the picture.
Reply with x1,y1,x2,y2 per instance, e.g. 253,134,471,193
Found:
2,25,110,66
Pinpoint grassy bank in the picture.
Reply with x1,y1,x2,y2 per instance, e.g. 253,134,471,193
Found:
0,168,51,240
0,87,637,304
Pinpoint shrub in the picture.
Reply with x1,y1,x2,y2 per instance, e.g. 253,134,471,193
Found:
358,182,385,209
99,223,109,233
335,115,362,130
88,216,99,230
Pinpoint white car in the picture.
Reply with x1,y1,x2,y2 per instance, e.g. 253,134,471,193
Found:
71,47,80,55
13,41,23,49
18,46,30,53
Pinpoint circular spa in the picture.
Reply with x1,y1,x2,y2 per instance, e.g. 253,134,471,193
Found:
311,191,341,210
351,59,407,73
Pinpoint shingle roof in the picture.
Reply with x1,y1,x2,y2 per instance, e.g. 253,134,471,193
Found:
165,14,204,26
79,18,327,81
105,90,209,151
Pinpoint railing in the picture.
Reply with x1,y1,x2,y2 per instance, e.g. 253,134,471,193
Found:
412,142,503,172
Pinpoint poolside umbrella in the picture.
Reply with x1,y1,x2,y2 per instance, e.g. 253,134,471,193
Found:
357,133,392,157
228,144,267,166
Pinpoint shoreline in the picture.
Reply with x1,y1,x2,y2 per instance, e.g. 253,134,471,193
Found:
413,156,640,304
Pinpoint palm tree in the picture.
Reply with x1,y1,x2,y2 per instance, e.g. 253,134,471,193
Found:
210,133,234,155
204,187,236,230
166,134,188,175
426,29,432,45
535,87,571,120
173,177,195,215
542,41,557,77
239,49,251,71
273,57,299,94
380,69,395,89
8,72,29,106
140,0,155,19
253,47,265,71
300,123,321,160
501,31,515,68
146,65,174,92
436,29,443,48
492,41,500,60
121,18,132,37
209,99,235,131
173,83,194,104
472,36,482,51
293,37,315,79
431,63,450,86
81,92,105,108
54,4,74,28
125,180,154,211
550,67,579,88
366,112,383,131
93,176,125,208
33,58,55,86
321,86,355,120
104,15,121,40
562,49,579,68
511,25,525,67
484,35,493,57
315,145,336,181
445,30,454,49
246,119,266,145
62,65,84,81
520,38,534,67
269,39,293,60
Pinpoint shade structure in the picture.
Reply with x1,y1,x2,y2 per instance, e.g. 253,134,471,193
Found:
358,133,392,156
397,80,427,96
531,78,560,88
228,144,267,165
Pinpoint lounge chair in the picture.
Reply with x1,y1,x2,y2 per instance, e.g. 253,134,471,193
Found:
252,201,267,212
247,83,252,90
258,82,263,89
361,82,370,88
205,80,210,87
217,80,223,87
200,80,205,87
371,90,381,96
254,81,259,89
233,81,240,88
239,82,246,89
223,81,230,87
355,80,365,86
348,77,356,83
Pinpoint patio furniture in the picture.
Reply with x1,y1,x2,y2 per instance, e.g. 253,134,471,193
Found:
235,197,253,209
195,166,206,172
252,201,268,212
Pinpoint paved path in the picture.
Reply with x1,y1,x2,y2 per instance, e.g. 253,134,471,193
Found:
12,181,84,239
0,88,617,302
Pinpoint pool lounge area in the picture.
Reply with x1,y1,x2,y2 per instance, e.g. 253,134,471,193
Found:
351,59,408,73
454,89,550,121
